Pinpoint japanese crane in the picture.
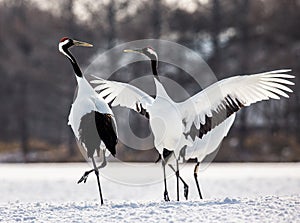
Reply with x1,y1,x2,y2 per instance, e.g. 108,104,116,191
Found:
91,47,294,201
58,37,118,205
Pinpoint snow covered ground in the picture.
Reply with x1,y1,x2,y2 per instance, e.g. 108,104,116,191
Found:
0,162,299,222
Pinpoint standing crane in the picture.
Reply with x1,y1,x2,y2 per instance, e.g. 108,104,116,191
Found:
58,37,118,205
91,47,294,201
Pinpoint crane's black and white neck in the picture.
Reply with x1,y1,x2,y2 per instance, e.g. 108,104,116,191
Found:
124,47,160,80
59,37,92,78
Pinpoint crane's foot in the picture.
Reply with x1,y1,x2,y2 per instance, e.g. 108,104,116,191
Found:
77,170,93,184
77,159,107,184
164,190,170,202
184,184,189,200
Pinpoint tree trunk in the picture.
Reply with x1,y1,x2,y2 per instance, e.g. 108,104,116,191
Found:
152,0,161,39
17,77,29,161
211,0,221,73
107,0,116,49
65,0,76,157
238,0,250,154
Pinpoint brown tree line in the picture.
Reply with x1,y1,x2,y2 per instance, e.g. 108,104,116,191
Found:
0,0,299,162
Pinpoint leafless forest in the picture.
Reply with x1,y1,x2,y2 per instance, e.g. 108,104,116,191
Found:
1,0,299,162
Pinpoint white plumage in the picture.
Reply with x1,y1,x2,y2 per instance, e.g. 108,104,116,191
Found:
91,47,294,201
179,69,294,134
92,69,294,158
183,114,236,162
68,76,114,139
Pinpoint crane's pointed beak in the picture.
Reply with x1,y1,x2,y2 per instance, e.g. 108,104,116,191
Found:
73,40,93,47
123,48,143,54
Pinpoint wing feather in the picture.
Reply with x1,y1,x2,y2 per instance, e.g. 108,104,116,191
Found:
179,69,294,137
91,76,154,117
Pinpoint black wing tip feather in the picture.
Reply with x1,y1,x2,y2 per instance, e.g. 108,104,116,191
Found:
136,102,150,119
198,94,244,139
107,142,117,157
95,113,118,157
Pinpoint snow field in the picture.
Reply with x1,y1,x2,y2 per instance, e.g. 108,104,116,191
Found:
0,163,299,222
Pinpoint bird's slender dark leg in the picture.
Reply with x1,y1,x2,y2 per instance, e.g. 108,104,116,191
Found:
175,159,180,201
78,151,107,184
168,164,189,200
162,160,170,201
92,157,104,205
194,161,203,199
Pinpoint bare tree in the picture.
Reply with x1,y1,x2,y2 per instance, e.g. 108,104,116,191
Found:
107,0,116,49
237,0,250,152
152,0,162,39
62,0,76,157
211,0,221,73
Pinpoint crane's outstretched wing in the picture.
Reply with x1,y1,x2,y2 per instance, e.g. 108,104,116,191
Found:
183,114,235,162
179,69,295,138
90,77,154,118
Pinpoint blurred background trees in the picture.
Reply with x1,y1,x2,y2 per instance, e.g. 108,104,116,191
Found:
0,0,299,162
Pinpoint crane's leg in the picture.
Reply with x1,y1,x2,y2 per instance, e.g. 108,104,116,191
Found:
175,159,180,201
162,160,170,201
78,151,107,184
92,157,104,205
168,164,189,200
194,161,203,199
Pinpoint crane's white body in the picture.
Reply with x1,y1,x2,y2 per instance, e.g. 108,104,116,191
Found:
68,77,116,154
92,69,294,162
147,79,193,156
